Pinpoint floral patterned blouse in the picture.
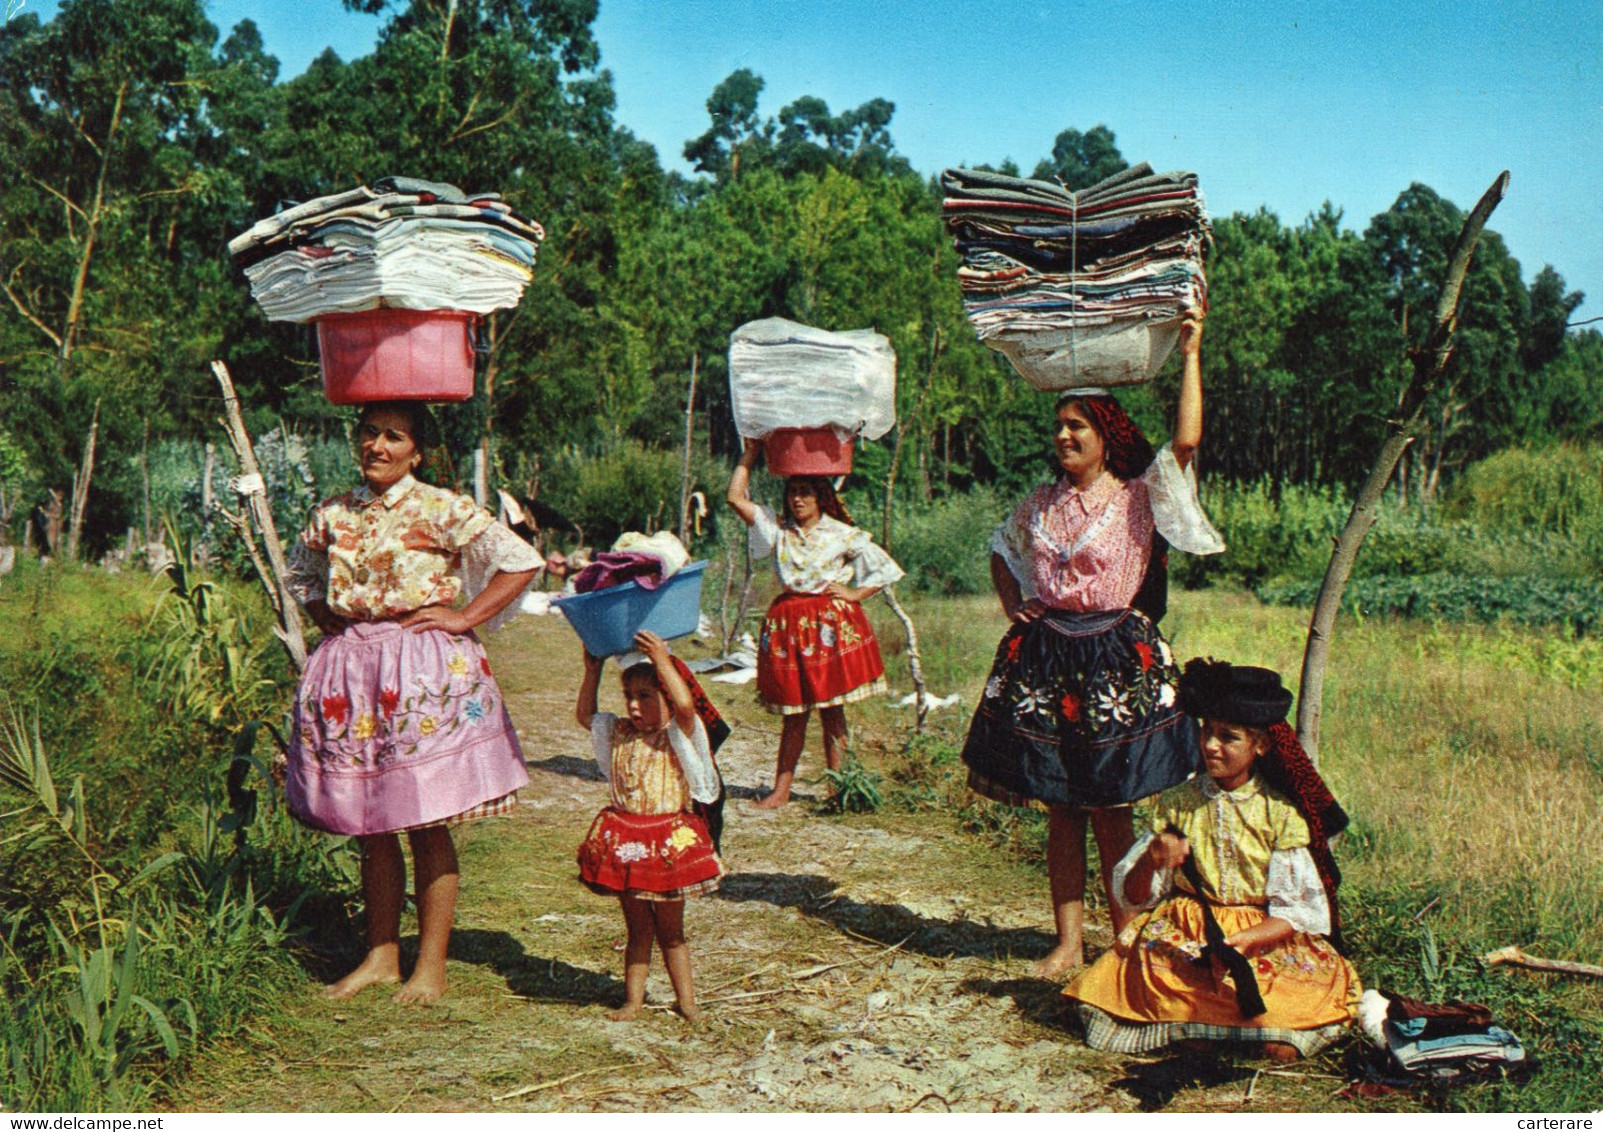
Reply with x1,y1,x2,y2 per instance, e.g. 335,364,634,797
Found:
990,444,1224,612
286,474,542,621
590,713,721,813
1113,774,1332,935
748,506,905,595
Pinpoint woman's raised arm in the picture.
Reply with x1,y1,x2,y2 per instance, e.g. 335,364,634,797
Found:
726,438,763,526
1171,309,1204,471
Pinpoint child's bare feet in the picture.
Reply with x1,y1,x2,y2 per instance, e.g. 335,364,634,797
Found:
323,951,402,999
1033,941,1084,980
1262,1041,1300,1062
608,1002,644,1022
393,970,447,1005
750,790,789,810
673,1001,703,1023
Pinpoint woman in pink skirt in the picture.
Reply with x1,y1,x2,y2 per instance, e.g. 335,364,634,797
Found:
285,402,540,1003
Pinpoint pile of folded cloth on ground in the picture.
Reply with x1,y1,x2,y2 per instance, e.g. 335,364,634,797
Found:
228,176,545,323
940,163,1210,389
1356,989,1529,1085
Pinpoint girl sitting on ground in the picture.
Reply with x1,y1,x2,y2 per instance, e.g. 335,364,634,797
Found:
575,631,724,1021
726,439,904,808
1064,660,1360,1060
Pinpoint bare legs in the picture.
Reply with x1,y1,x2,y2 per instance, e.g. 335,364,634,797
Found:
754,706,848,809
324,826,460,1004
610,895,699,1022
395,826,458,1004
1035,805,1135,980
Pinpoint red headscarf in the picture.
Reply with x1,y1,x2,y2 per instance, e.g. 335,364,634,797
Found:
1058,393,1156,481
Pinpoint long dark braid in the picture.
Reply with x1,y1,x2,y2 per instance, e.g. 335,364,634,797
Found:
1259,721,1349,953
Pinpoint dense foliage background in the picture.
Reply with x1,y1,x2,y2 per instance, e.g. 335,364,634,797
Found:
2,0,1598,567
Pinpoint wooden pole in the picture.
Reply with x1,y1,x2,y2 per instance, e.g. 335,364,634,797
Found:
1483,945,1603,980
210,360,307,673
679,353,699,545
881,587,929,733
65,400,100,561
1296,172,1509,761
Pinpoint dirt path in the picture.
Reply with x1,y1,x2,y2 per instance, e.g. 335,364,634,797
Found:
175,616,1320,1113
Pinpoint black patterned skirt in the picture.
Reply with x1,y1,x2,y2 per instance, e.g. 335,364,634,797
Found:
960,608,1199,809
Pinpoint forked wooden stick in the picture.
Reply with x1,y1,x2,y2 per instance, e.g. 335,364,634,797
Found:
1482,944,1603,979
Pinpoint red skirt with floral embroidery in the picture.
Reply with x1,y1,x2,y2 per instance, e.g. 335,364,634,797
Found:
756,592,887,714
577,807,723,900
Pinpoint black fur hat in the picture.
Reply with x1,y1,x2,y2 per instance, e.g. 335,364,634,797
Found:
1180,658,1293,726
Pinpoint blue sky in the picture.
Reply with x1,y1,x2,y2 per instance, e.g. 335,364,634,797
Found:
28,0,1603,322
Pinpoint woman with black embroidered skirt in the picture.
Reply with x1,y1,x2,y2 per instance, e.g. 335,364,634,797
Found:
960,310,1225,979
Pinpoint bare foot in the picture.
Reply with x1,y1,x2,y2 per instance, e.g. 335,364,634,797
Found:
1262,1041,1300,1062
750,791,789,810
323,954,402,999
673,1001,703,1023
1033,942,1084,980
393,971,447,1005
607,1002,644,1022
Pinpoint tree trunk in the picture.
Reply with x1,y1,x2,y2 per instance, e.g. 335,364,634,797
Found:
881,587,929,733
65,401,100,561
1296,171,1508,761
679,353,699,544
211,360,308,673
61,81,127,371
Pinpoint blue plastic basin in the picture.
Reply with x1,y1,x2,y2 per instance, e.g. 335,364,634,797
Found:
552,561,707,657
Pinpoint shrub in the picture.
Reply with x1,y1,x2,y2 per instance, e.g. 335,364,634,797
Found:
1256,572,1603,636
1444,443,1603,573
882,487,1005,596
537,439,729,552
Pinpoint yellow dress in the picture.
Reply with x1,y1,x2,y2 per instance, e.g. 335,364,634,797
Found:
1065,774,1362,1056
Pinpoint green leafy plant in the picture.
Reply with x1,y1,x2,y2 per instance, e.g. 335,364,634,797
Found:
819,754,885,814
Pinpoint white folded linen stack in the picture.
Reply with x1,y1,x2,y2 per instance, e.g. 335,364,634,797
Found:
728,317,897,441
230,178,544,324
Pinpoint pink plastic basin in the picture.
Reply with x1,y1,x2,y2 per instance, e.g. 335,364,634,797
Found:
316,308,477,404
764,427,854,476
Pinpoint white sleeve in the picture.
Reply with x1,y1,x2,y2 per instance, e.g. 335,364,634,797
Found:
988,492,1040,601
747,504,781,560
1140,443,1225,556
460,521,545,634
849,532,905,589
1265,846,1332,936
667,716,721,804
589,714,618,780
1111,831,1172,919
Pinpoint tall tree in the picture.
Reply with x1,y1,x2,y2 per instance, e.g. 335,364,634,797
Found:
1030,124,1127,190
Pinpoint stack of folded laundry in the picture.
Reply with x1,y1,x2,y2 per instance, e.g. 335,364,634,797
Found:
728,317,896,475
940,163,1209,389
1357,989,1528,1084
229,176,545,323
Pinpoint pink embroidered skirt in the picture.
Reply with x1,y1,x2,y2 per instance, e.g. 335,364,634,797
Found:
287,620,529,837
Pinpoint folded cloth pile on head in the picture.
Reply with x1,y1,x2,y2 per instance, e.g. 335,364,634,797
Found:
727,317,897,442
940,163,1209,389
229,176,545,323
